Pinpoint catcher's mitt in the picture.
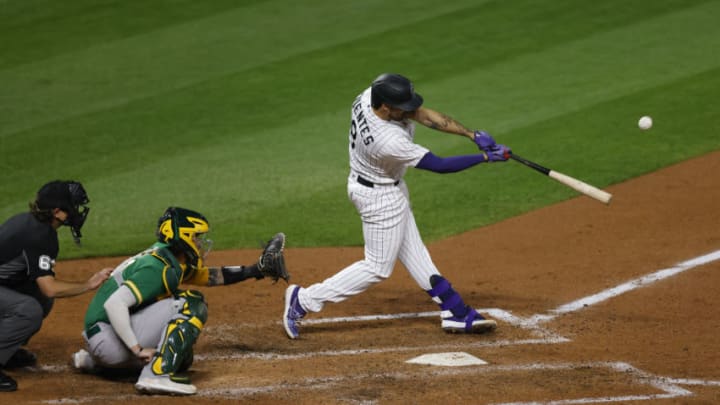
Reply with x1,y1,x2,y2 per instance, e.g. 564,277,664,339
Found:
258,232,289,283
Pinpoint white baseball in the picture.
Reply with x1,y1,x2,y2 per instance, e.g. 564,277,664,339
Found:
638,116,653,130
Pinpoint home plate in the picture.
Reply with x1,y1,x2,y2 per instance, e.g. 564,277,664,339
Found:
406,352,488,367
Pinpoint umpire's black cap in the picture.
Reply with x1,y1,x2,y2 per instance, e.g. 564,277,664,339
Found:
36,180,87,211
371,73,423,111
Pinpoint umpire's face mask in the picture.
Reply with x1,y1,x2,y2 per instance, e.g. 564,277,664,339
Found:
64,181,90,245
65,205,90,245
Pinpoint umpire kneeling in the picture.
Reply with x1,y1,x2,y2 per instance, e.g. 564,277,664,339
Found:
0,180,112,392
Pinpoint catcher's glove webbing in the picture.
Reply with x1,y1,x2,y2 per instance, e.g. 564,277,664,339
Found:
258,232,289,283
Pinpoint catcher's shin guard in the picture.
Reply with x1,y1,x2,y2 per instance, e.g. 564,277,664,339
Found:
150,290,207,377
427,275,497,333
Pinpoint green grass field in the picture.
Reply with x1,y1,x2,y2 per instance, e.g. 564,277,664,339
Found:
1,0,718,258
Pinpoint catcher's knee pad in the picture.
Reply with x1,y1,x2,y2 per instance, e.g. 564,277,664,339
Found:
427,275,469,318
177,289,208,323
150,290,207,376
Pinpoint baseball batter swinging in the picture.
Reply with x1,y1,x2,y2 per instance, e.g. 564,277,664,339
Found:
73,207,289,395
283,73,511,338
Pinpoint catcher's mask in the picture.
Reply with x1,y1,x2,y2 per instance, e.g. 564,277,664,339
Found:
34,180,90,245
370,73,424,112
156,207,212,270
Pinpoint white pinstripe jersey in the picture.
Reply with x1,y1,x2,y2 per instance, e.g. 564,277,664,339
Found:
348,88,429,184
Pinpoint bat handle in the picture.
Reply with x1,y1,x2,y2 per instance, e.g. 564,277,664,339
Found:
509,153,550,175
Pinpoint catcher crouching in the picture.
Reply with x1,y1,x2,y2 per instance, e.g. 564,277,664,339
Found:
73,207,289,395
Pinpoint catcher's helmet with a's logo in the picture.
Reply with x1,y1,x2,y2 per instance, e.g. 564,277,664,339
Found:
156,207,212,270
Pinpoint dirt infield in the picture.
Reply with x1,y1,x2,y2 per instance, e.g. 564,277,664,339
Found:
4,151,719,404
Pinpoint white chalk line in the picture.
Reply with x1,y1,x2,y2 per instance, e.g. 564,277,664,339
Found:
492,362,696,405
44,397,133,405
194,335,569,362
36,306,565,371
298,310,439,324
552,249,720,315
194,307,567,362
39,361,717,404
195,362,719,404
205,248,720,333
663,378,720,387
518,248,720,328
36,248,720,403
204,307,562,340
39,332,569,373
198,362,636,400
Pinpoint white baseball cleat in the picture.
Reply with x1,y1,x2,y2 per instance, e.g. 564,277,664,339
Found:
135,375,197,395
441,309,497,334
72,349,96,371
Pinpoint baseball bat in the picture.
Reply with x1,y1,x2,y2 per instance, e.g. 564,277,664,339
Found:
509,153,612,205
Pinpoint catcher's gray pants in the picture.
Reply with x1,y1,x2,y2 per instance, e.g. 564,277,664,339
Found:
84,298,180,369
0,283,53,366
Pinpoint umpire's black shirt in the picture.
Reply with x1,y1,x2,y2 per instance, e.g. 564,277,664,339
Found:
0,212,58,288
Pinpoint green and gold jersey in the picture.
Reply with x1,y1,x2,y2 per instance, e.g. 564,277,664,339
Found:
84,242,185,330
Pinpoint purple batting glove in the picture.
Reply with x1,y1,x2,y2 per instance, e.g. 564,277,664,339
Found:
486,144,511,162
473,130,496,151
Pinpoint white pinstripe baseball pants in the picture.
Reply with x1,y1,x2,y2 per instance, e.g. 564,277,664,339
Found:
299,176,440,313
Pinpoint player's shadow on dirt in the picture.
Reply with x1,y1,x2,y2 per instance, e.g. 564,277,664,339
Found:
78,367,207,386
71,367,141,383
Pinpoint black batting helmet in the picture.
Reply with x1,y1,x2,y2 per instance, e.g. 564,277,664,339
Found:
370,73,423,111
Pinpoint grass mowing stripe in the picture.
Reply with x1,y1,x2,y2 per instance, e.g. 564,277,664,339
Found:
1,0,704,139
4,0,715,185
418,0,720,136
0,0,265,69
1,0,718,256
0,0,486,138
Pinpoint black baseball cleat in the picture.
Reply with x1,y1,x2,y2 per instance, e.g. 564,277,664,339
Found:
4,348,37,369
0,370,18,392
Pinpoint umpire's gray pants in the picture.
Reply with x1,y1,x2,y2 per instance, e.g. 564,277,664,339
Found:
84,298,180,369
0,284,53,366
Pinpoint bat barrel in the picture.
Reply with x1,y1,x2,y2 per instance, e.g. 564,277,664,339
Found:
548,171,612,204
509,153,612,205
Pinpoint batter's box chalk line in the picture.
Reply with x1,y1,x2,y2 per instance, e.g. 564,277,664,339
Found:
195,307,569,363
489,361,720,405
38,361,719,403
199,361,719,402
206,248,720,347
37,249,720,404
495,248,720,330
